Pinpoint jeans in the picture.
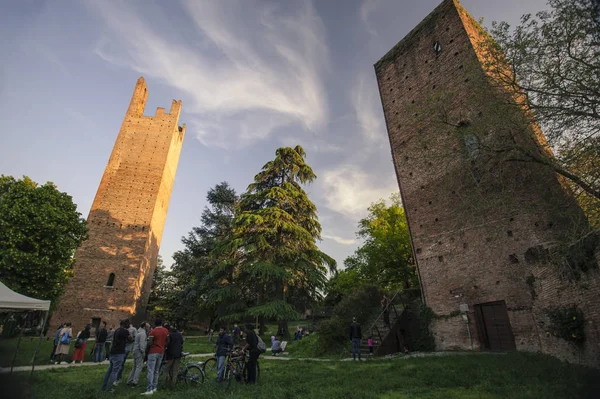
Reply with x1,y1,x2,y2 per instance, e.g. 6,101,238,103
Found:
246,350,259,384
115,350,130,381
104,342,111,360
94,343,104,363
352,338,361,360
146,353,163,392
216,355,226,382
101,353,125,391
127,350,144,385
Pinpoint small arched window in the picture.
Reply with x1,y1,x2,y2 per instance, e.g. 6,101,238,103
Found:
106,273,115,287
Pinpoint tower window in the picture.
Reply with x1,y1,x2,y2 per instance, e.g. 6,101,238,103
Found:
433,42,441,54
106,273,115,287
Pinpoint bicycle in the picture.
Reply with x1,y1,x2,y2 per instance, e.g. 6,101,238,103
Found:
159,352,205,385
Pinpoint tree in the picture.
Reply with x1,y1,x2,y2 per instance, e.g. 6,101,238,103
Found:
0,175,87,305
483,0,600,208
342,193,417,293
216,146,336,336
168,182,239,328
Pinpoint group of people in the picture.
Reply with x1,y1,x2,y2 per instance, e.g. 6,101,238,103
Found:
50,318,184,395
212,323,261,384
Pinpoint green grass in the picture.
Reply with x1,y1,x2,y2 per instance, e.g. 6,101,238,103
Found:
2,352,598,398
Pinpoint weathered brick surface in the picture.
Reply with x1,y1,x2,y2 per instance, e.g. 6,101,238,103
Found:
375,0,600,366
50,77,185,331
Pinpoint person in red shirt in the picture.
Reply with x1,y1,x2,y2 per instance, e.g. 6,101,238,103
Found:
142,319,170,395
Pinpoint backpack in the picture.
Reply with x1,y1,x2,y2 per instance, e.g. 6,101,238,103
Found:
60,330,71,345
256,335,266,353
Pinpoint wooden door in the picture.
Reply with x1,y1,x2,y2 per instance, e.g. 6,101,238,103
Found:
475,301,516,351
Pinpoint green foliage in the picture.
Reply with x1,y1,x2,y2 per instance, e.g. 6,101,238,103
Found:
339,193,416,296
0,175,87,307
414,304,436,352
545,306,586,345
166,182,239,328
316,285,382,355
485,0,600,202
212,146,335,334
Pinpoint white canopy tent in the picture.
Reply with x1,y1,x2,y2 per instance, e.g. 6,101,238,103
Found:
0,281,51,374
0,281,51,311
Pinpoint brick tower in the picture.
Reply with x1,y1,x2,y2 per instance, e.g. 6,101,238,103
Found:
375,0,600,366
51,77,185,331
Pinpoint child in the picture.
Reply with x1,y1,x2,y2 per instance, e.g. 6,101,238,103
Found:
368,336,374,355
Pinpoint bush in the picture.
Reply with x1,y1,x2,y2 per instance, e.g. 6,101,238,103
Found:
315,285,382,355
413,304,435,352
546,306,585,345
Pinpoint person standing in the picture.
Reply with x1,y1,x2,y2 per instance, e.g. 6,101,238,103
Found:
104,326,114,361
101,319,132,392
127,322,149,388
232,324,240,346
49,323,64,363
115,321,137,384
54,322,73,364
242,324,259,384
95,322,108,363
350,317,362,361
72,324,91,364
367,336,374,355
142,319,169,395
164,325,184,383
214,327,232,383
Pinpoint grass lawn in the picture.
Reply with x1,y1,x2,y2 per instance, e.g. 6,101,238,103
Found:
0,335,217,368
2,352,598,399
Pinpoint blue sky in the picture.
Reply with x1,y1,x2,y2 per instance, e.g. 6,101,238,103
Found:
0,0,548,268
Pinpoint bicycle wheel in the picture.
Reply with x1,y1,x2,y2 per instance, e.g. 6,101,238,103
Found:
182,364,204,385
224,364,234,389
202,357,218,382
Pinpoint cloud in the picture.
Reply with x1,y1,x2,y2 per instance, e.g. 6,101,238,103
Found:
352,72,386,143
322,234,357,245
360,0,381,37
87,0,330,148
321,164,397,218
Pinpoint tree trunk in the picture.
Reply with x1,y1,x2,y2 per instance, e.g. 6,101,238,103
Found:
259,316,265,335
277,320,290,340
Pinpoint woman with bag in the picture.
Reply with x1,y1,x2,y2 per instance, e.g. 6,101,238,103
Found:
55,322,73,364
72,324,91,364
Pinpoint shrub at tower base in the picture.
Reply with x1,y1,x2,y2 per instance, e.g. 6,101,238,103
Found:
315,285,382,356
0,175,88,308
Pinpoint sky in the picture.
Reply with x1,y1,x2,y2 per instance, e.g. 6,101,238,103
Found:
0,0,549,269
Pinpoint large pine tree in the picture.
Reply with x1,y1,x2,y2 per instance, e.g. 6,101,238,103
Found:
220,146,336,335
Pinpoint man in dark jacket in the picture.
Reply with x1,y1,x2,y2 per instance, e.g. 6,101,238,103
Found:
350,317,362,361
215,327,232,382
164,326,184,383
242,324,259,384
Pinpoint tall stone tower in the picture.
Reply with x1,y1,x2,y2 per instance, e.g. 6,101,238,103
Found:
375,0,600,366
51,77,185,330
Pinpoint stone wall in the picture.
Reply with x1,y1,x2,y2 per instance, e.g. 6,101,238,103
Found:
50,77,185,332
375,0,600,367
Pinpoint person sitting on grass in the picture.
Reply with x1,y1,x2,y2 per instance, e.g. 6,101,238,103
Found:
271,335,282,356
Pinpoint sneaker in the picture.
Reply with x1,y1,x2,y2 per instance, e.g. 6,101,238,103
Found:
114,380,121,386
152,389,157,393
141,391,154,396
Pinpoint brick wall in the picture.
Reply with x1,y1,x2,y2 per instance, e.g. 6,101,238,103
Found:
375,0,600,367
50,77,185,332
